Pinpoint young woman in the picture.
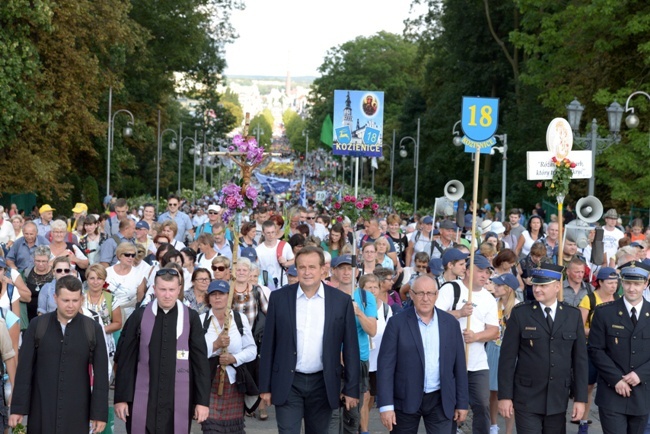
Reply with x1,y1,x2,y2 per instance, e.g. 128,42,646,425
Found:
487,273,518,434
359,274,393,434
79,214,108,265
359,242,378,276
320,223,346,259
515,215,545,258
385,214,408,267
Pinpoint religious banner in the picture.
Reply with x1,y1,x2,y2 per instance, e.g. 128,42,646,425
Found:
332,90,384,157
460,96,499,154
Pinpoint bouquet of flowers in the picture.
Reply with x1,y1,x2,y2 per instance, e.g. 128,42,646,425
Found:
545,156,576,198
228,135,264,165
333,195,379,225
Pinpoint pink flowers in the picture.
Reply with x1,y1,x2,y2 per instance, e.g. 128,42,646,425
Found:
570,162,576,169
371,203,379,211
355,201,364,209
334,202,342,210
245,186,258,200
230,135,264,165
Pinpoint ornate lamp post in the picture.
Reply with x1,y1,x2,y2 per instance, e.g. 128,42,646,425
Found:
400,118,421,217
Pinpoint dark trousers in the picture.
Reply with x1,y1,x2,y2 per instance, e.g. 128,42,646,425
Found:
515,410,566,434
600,407,648,434
275,372,333,434
394,390,451,434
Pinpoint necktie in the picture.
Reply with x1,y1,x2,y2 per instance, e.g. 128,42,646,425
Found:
631,307,638,328
545,306,554,331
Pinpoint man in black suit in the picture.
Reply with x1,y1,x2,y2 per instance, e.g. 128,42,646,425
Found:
377,274,469,433
498,262,588,433
259,246,360,434
588,261,650,434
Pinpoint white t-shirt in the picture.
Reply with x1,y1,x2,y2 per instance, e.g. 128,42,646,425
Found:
0,220,16,244
256,240,294,289
197,251,217,278
435,280,498,371
602,226,625,264
0,272,21,316
106,266,146,320
369,300,393,372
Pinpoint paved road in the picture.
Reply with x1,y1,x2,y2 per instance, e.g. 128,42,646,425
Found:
111,390,604,433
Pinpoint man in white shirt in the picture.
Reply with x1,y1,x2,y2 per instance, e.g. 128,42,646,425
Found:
602,209,625,267
211,223,232,260
307,210,329,241
255,220,294,289
436,254,499,434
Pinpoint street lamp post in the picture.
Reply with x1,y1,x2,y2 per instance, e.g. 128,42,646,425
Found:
566,98,623,196
302,129,309,160
378,131,397,207
623,91,650,226
106,86,135,197
252,125,264,144
182,132,198,205
157,113,179,212
492,135,508,222
399,118,421,217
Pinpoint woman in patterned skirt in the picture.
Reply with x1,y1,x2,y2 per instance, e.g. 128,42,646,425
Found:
200,280,257,433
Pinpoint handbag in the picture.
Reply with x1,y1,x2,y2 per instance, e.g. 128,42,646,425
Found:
251,286,266,349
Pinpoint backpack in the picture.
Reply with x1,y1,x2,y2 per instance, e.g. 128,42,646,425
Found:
34,314,97,360
440,281,462,311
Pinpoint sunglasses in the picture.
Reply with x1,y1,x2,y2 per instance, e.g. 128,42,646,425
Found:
168,203,179,207
55,268,71,274
306,217,315,220
156,268,180,277
122,253,136,258
208,211,218,215
212,265,228,272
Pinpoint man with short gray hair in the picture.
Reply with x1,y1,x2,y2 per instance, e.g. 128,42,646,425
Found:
6,222,49,272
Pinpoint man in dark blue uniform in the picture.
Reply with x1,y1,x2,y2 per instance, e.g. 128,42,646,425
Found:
588,260,650,434
498,262,588,433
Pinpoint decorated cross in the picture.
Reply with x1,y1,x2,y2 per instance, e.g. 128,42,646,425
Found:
206,113,280,395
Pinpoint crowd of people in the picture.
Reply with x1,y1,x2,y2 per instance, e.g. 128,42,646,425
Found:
0,192,649,434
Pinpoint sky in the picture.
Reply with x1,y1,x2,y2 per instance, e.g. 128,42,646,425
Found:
224,0,415,77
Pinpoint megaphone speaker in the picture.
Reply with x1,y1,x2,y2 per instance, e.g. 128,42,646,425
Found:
576,196,603,224
444,180,464,202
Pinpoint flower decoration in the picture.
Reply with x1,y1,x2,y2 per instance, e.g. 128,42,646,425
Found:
333,195,378,224
218,135,264,223
228,135,264,165
545,156,576,198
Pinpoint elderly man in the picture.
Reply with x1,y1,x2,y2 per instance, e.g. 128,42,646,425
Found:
499,263,588,433
194,204,222,239
543,221,559,261
6,222,49,272
378,275,469,433
34,204,54,237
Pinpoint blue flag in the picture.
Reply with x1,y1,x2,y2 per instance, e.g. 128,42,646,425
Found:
300,174,307,207
254,172,299,194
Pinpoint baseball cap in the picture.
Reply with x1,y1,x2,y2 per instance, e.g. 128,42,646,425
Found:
469,254,494,271
135,221,150,230
71,203,88,214
240,247,258,262
596,267,618,281
207,280,230,295
208,204,222,213
421,216,433,225
442,248,469,267
491,273,519,291
428,258,443,276
287,265,298,277
439,220,456,230
333,255,353,268
39,204,55,214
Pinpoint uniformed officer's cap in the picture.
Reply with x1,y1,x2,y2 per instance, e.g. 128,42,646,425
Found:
531,263,565,285
618,261,650,282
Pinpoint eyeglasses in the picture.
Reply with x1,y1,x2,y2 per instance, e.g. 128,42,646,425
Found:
212,265,228,272
168,203,178,207
156,268,179,277
122,253,136,258
410,290,437,299
194,278,211,283
55,268,71,274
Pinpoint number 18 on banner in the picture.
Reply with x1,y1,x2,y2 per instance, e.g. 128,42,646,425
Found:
461,97,499,154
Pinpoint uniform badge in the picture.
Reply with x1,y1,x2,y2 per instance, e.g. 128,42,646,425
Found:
612,325,624,329
177,350,189,360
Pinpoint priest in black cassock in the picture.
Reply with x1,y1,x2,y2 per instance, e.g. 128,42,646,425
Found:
9,275,109,434
114,267,211,434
